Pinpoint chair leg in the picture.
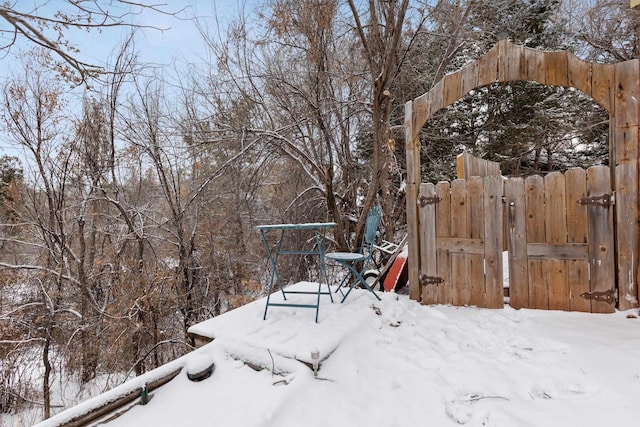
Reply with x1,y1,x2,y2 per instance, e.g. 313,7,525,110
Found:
356,270,381,301
338,261,381,303
334,271,352,297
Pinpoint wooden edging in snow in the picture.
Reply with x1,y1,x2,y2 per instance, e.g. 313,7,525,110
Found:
55,367,182,427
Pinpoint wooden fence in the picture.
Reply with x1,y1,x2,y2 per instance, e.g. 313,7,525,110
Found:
417,166,616,313
456,152,501,179
419,176,504,308
405,40,639,312
505,167,615,313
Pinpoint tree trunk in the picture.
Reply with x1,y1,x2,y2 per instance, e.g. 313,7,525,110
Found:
42,334,52,419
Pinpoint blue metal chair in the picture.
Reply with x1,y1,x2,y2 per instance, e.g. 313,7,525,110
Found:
325,206,383,303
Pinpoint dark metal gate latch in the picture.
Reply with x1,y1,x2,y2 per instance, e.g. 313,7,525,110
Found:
580,289,616,304
420,275,444,286
577,194,611,208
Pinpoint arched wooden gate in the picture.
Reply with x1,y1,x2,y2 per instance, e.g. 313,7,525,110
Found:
404,40,639,312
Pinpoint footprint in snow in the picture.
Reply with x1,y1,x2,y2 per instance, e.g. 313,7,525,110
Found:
444,391,508,425
529,379,598,400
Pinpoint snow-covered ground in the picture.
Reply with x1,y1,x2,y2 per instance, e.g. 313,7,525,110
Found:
32,280,640,427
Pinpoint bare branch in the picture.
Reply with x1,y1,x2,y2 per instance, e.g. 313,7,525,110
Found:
0,262,81,286
0,1,180,82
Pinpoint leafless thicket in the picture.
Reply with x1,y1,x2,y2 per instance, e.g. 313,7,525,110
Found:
0,0,633,421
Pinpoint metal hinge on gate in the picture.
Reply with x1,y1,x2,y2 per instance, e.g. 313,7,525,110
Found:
580,289,616,304
420,274,444,286
419,196,442,207
577,194,611,208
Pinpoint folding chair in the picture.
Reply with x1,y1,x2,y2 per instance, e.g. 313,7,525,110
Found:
325,206,383,303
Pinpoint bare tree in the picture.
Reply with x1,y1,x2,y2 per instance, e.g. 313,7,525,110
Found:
198,0,421,254
565,0,639,62
343,0,415,242
118,67,266,339
0,48,77,419
1,49,177,415
0,1,177,82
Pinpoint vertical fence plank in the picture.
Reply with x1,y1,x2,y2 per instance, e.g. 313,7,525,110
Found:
616,162,639,310
419,183,438,305
443,71,462,109
526,175,548,309
428,78,445,116
478,159,487,177
405,100,422,302
484,176,504,308
522,46,546,84
460,60,479,99
567,53,591,96
565,168,590,312
505,177,528,309
450,179,469,305
456,152,502,179
413,92,431,132
436,182,452,304
612,61,639,311
614,60,639,130
591,62,615,113
612,127,639,165
499,41,523,82
586,166,615,313
545,172,570,311
468,177,485,307
477,42,499,87
456,153,466,180
545,51,569,87
612,60,639,310
489,161,501,177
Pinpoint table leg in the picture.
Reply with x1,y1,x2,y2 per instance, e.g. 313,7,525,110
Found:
261,229,286,320
313,228,334,322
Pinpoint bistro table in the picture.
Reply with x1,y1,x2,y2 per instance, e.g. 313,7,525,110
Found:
256,222,337,322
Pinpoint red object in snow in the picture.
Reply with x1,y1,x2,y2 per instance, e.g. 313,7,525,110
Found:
383,246,408,292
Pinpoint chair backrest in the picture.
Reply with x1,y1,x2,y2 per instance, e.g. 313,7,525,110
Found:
360,205,382,254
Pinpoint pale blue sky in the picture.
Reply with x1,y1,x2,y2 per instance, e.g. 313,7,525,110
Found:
0,1,257,77
0,1,257,160
73,0,250,70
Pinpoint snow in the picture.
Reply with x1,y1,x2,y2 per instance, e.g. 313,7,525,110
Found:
33,280,640,427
